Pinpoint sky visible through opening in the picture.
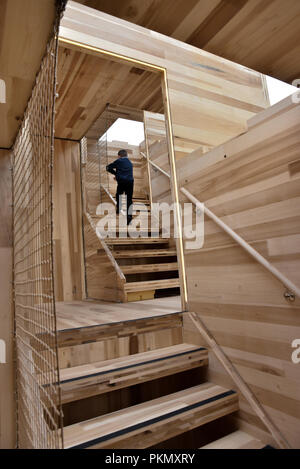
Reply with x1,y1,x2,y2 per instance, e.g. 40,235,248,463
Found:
105,76,297,146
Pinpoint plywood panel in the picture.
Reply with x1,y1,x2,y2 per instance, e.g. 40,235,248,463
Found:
53,139,85,301
58,1,268,157
0,0,55,147
56,46,163,140
78,0,300,83
181,98,300,448
0,149,15,448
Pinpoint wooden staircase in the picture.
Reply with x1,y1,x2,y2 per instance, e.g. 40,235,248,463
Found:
56,312,269,449
86,190,180,302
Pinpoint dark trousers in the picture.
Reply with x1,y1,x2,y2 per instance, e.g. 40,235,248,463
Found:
116,179,134,224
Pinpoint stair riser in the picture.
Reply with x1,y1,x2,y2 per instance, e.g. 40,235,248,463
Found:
57,314,183,368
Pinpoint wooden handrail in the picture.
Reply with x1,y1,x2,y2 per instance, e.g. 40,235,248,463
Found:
188,311,290,449
180,187,300,300
100,183,117,206
141,152,294,446
140,153,299,300
140,151,171,179
84,212,125,282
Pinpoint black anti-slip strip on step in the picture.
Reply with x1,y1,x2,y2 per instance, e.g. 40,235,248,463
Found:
61,347,207,384
68,390,236,449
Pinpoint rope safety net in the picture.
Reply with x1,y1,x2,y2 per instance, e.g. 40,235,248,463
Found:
12,0,67,449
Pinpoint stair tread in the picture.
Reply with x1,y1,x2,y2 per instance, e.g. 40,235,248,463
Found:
60,344,207,382
114,249,177,258
63,383,238,449
122,262,178,274
200,430,267,450
124,278,180,291
107,238,169,245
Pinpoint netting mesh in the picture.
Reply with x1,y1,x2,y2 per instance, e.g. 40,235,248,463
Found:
84,117,114,214
12,1,67,449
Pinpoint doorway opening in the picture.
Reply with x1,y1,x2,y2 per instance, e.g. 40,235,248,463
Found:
53,42,187,325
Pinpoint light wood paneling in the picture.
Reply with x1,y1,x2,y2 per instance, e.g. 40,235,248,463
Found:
0,0,55,147
58,1,268,156
53,139,85,301
144,111,171,205
56,46,163,140
56,298,181,329
0,150,15,448
63,383,238,449
79,0,300,84
181,97,300,448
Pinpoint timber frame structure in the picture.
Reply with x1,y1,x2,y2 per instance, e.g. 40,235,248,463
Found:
0,0,299,450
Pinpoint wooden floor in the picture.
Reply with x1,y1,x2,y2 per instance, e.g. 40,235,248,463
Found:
56,296,182,331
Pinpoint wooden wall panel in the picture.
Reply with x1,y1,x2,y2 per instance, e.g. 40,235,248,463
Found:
53,139,85,301
180,97,300,448
0,0,55,147
0,149,15,448
144,111,171,205
78,0,300,84
58,1,269,158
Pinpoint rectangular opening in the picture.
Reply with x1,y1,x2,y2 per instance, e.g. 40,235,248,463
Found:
53,39,187,324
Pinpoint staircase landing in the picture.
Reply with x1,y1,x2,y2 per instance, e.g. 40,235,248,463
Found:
56,296,182,331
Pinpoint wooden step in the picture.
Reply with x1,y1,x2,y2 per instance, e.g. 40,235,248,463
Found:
114,248,177,258
124,278,180,292
60,344,208,403
200,430,269,449
107,238,169,245
63,383,238,449
121,262,178,274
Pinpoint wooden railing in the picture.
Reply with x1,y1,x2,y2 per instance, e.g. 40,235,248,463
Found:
84,212,125,282
100,183,117,206
141,153,292,448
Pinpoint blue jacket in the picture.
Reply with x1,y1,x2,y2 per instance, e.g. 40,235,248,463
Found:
106,157,133,182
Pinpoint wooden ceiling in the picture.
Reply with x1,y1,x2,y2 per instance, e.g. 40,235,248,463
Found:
55,46,163,140
2,0,299,147
78,0,300,84
0,0,55,148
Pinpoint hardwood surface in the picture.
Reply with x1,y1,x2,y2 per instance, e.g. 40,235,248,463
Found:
3,0,298,147
0,0,55,147
0,150,15,448
56,46,163,140
53,139,85,301
180,96,300,448
56,309,183,369
78,0,300,84
56,296,181,331
59,344,208,403
63,382,238,449
58,1,268,155
201,430,267,450
144,111,172,205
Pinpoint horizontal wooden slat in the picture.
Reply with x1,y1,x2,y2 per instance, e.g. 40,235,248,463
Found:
124,278,180,292
63,383,238,449
60,344,208,403
114,249,177,258
106,238,169,245
122,262,178,274
200,430,268,450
